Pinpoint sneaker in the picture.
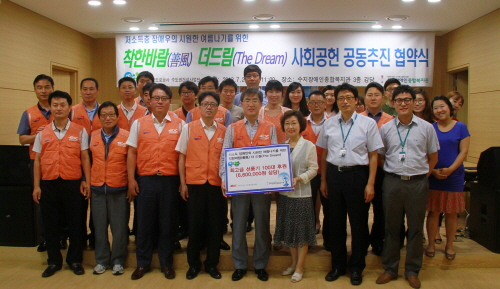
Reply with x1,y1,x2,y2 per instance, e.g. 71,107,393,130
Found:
112,264,124,275
93,264,107,275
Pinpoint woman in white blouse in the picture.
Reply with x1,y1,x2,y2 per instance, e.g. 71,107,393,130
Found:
273,110,318,282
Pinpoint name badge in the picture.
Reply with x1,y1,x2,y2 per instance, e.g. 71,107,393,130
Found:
399,152,406,162
339,148,347,158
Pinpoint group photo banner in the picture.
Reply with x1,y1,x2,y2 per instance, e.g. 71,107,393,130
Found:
224,144,293,196
116,31,434,87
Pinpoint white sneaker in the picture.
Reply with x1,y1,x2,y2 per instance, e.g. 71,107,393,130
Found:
93,264,107,275
112,264,124,275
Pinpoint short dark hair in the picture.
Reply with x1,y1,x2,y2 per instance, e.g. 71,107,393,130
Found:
142,82,153,93
149,83,172,99
48,90,72,106
240,87,263,103
321,85,336,93
33,74,54,87
243,65,262,77
265,80,283,93
98,101,119,117
118,77,136,87
357,95,365,106
283,82,310,117
219,78,238,92
431,95,455,117
308,90,325,99
365,82,384,95
137,71,154,83
392,85,416,100
335,83,358,99
178,81,199,95
384,78,401,90
198,91,220,105
199,76,219,89
280,110,307,133
80,77,99,89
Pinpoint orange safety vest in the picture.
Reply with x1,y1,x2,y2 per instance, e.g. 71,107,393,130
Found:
26,105,53,160
185,120,226,186
134,97,147,108
136,115,182,176
232,119,274,147
117,104,147,131
39,122,84,180
71,102,102,135
301,118,328,173
173,107,187,121
89,128,129,187
189,106,228,125
361,111,394,129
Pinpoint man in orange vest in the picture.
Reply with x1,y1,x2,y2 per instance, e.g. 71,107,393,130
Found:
117,77,147,131
17,74,55,252
219,87,277,282
134,71,154,108
127,83,184,281
175,91,227,280
89,101,130,276
302,90,331,251
361,82,395,256
32,90,91,278
173,81,198,121
71,78,102,135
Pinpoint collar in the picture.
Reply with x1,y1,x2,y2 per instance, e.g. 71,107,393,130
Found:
201,119,217,129
121,101,138,113
101,125,119,138
37,102,50,112
51,119,70,131
83,101,99,112
244,117,259,126
396,114,418,126
307,112,327,125
337,111,358,124
366,109,383,117
151,112,171,124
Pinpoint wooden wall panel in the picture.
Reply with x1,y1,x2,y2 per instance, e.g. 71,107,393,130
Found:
0,0,94,145
93,38,121,105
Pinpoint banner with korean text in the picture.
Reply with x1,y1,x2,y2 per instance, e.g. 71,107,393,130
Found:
224,144,293,196
116,31,434,87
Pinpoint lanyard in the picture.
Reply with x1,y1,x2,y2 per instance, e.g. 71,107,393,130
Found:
340,114,357,148
395,119,411,151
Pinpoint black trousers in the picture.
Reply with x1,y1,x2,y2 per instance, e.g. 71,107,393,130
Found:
40,178,87,266
186,182,226,268
135,175,179,268
311,174,331,247
369,167,386,249
327,164,370,274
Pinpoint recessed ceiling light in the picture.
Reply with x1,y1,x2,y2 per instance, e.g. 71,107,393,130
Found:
113,0,127,4
372,25,382,29
270,24,280,28
243,0,255,2
88,1,101,6
392,25,403,29
253,14,275,21
386,15,409,21
122,17,144,23
130,27,140,31
428,0,441,2
402,0,415,2
249,25,259,29
148,26,158,30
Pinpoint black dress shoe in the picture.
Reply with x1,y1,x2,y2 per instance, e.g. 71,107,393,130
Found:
206,267,222,279
246,222,253,232
37,241,47,252
176,230,189,241
232,269,247,281
325,269,345,282
60,239,67,250
174,240,182,250
186,267,200,280
255,269,269,281
42,264,62,277
372,246,383,256
161,267,176,279
131,266,151,280
70,263,85,275
351,272,363,285
220,240,230,250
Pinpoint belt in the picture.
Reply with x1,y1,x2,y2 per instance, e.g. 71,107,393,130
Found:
332,164,365,172
386,172,426,181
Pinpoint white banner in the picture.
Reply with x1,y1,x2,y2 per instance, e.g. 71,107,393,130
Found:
116,31,434,87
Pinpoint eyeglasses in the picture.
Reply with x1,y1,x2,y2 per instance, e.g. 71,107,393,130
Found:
386,87,397,92
180,91,194,96
415,99,425,104
355,104,365,108
309,101,325,106
200,102,218,108
394,98,413,105
151,96,170,102
245,73,260,79
337,96,355,102
100,113,117,118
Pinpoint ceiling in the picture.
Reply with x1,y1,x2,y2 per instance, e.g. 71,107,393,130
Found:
11,0,500,38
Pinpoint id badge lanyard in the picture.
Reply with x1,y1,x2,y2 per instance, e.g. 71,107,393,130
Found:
395,118,411,162
339,114,357,158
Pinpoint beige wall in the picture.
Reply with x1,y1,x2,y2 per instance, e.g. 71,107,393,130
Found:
0,0,94,145
437,8,500,162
